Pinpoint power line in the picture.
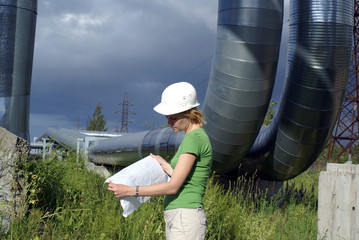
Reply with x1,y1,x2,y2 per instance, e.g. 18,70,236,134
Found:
116,92,135,133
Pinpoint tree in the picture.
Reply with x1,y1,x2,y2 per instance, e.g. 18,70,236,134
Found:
263,100,277,126
143,120,169,130
87,103,108,131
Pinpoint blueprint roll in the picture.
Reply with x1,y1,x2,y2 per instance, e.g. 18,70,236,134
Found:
105,155,169,217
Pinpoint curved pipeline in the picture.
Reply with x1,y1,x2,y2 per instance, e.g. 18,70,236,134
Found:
203,0,353,180
202,0,284,174
0,0,37,141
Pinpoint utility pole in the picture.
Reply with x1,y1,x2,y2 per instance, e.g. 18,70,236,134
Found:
116,92,135,133
326,0,359,163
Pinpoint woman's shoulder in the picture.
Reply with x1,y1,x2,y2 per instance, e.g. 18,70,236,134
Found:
186,128,206,137
184,128,210,143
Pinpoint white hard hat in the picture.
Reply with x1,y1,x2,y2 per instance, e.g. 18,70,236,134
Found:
154,82,200,115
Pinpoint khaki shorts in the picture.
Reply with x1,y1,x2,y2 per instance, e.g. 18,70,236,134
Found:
164,207,207,240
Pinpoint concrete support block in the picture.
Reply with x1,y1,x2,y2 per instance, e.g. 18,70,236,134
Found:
85,163,111,179
0,127,29,233
317,163,359,240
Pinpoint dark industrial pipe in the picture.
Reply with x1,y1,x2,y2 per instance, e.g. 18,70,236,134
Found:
203,0,353,180
0,0,37,141
202,0,284,175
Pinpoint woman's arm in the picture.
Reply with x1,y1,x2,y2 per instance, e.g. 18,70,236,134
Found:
108,153,196,198
150,153,173,177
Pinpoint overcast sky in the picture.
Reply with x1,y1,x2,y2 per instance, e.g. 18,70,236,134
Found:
30,0,289,140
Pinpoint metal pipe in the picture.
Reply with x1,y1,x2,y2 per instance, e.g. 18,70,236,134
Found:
204,0,353,180
202,0,284,174
88,128,184,166
0,0,37,141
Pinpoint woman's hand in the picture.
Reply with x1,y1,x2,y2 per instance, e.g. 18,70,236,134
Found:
150,153,173,177
108,181,131,198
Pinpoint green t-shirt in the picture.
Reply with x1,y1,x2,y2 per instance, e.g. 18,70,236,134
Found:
164,128,212,210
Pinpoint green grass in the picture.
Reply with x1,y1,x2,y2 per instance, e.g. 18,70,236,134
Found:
0,153,325,240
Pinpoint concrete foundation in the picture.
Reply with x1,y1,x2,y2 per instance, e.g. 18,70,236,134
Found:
0,127,29,233
85,162,111,179
317,163,359,240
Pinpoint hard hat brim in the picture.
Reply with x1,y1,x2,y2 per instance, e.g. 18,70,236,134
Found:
153,102,200,116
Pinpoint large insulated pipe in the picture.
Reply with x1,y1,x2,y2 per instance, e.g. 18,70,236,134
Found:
204,0,353,180
0,0,37,141
202,0,284,174
39,127,126,150
89,128,184,166
243,0,353,180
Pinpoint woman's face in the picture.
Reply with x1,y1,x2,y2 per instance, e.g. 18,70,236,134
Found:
166,113,190,132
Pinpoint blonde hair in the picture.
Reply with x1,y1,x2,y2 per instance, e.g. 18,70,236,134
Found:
182,107,206,127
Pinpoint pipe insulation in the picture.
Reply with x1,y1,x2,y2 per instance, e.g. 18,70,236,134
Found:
203,0,353,180
202,0,284,175
85,0,353,181
89,128,184,166
0,0,37,141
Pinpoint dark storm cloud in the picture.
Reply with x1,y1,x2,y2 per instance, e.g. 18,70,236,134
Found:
30,0,290,139
30,0,217,138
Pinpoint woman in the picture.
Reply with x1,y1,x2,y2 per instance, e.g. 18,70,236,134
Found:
108,82,212,240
